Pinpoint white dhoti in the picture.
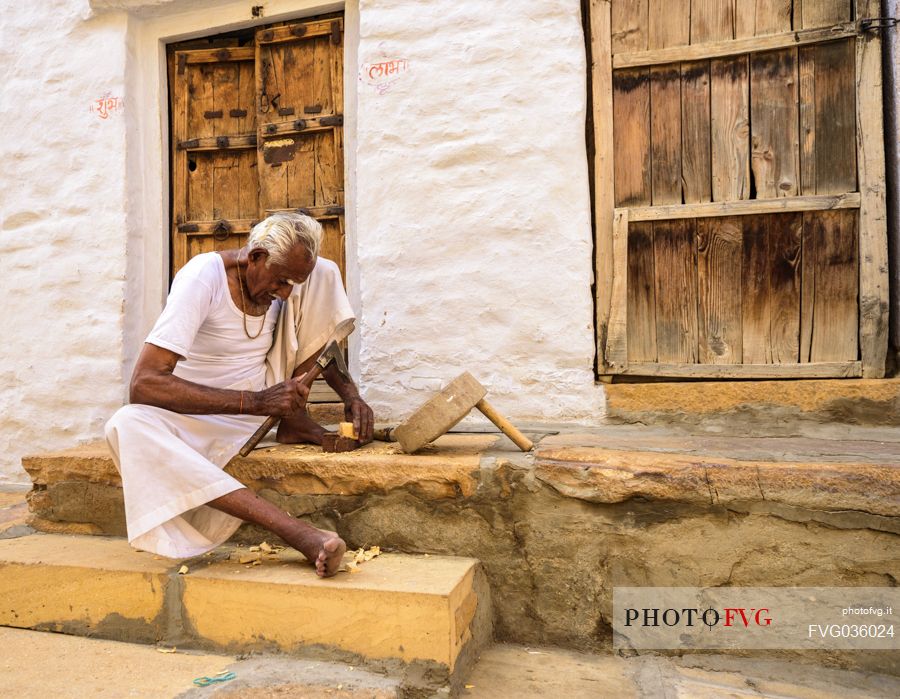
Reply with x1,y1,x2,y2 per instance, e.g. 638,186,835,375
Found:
105,254,353,559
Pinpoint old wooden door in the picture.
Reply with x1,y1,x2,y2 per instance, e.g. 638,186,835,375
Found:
168,15,345,401
589,0,889,378
169,16,345,281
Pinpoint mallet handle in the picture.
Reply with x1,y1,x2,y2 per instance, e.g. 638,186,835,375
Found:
475,398,533,452
238,363,325,457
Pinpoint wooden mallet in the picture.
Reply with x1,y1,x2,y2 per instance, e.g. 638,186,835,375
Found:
374,372,533,453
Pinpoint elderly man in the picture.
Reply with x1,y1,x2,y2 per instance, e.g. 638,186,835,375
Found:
105,213,372,577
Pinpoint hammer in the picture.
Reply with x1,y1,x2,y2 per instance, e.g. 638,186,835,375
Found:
374,372,533,453
239,340,350,457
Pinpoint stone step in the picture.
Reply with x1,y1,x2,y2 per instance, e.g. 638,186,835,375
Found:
0,532,491,689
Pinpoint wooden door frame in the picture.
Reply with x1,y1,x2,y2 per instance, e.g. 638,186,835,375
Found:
587,0,889,379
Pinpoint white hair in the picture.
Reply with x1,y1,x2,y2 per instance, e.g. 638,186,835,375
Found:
247,212,322,265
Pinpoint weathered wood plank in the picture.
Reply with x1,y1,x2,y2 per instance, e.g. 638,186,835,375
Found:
255,17,340,44
814,38,857,195
742,214,772,363
856,0,889,377
328,22,346,278
768,212,803,363
801,210,859,362
626,193,860,220
179,134,257,151
187,64,215,140
648,0,689,49
690,0,734,43
607,209,630,370
171,53,189,276
750,48,799,198
800,0,852,28
681,61,711,203
246,115,345,138
236,59,257,135
318,217,346,280
176,219,256,235
755,0,793,35
627,221,656,362
650,65,683,204
619,361,862,377
653,219,698,362
187,152,214,221
212,60,240,140
613,68,652,206
211,152,239,221
590,0,617,372
179,47,255,64
734,0,757,38
330,21,345,165
283,137,317,208
314,130,341,206
799,45,816,194
264,206,344,218
310,33,330,119
697,217,742,363
613,23,857,68
711,56,750,201
611,0,648,53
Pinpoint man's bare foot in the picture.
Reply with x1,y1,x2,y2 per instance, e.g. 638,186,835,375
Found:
282,522,347,577
276,411,327,445
206,488,345,577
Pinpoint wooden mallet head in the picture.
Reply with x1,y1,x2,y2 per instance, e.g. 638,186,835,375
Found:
392,372,533,453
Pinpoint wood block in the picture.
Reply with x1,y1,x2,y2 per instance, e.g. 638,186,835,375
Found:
322,433,360,453
338,422,358,439
392,372,486,453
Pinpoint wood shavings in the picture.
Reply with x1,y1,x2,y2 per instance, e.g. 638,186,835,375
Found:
249,546,260,552
238,554,259,564
178,565,189,575
342,545,382,573
259,542,273,553
156,647,177,654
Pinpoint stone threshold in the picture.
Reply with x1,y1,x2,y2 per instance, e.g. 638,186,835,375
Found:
605,378,900,428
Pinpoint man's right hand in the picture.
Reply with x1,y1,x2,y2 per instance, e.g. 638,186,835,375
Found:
254,376,310,416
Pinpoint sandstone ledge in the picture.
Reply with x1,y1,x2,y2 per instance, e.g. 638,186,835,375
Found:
605,378,900,426
23,435,497,501
535,446,900,517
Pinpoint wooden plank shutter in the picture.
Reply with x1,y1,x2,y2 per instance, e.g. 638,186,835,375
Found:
590,0,889,379
171,47,258,277
255,18,346,284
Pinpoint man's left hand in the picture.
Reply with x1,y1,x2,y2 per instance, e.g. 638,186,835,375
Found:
345,396,374,444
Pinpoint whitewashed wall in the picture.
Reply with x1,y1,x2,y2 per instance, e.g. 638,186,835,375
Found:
0,0,130,487
353,0,600,421
0,0,602,485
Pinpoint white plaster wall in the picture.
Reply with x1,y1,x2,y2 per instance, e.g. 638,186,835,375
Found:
0,0,603,484
354,0,603,423
0,0,130,486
